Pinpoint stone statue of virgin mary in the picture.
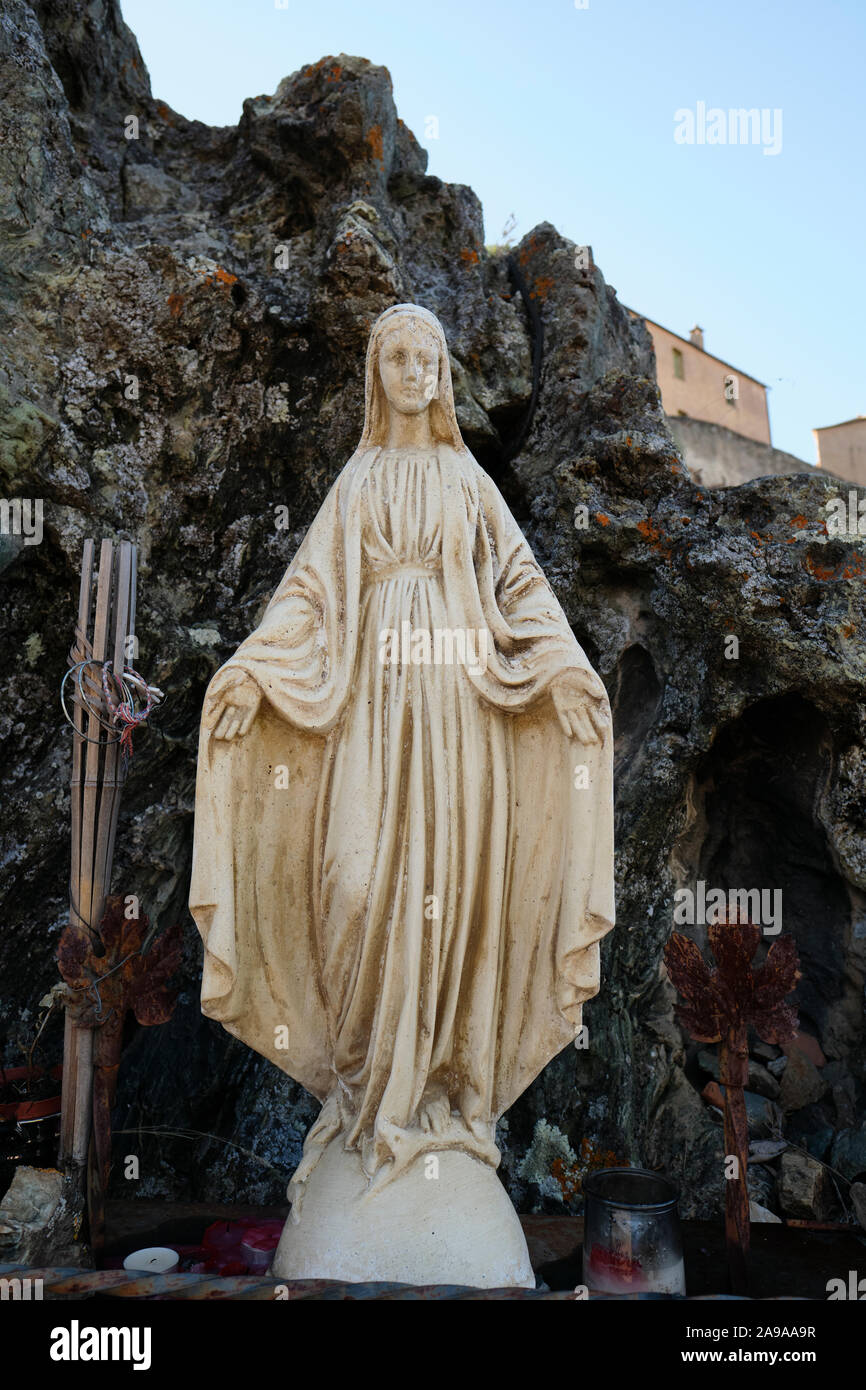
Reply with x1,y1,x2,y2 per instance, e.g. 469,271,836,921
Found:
189,303,615,1287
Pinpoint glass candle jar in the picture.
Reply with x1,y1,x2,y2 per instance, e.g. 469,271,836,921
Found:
582,1167,685,1296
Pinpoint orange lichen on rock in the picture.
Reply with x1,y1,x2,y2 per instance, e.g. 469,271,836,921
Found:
365,124,384,163
804,552,864,582
201,266,238,288
299,59,341,81
529,276,554,301
518,235,542,266
595,513,611,527
804,556,835,581
167,293,184,318
550,1156,583,1202
550,1138,627,1203
636,517,672,559
460,247,480,266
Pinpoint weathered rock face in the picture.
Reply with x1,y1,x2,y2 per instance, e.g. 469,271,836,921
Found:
0,1165,77,1265
778,1149,833,1222
1,0,864,1222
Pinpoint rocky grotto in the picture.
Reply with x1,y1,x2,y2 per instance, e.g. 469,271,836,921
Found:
1,0,864,1228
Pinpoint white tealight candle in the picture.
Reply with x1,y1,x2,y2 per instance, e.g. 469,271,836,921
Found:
123,1246,179,1274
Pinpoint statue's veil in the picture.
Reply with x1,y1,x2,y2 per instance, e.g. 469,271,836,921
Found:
354,303,467,452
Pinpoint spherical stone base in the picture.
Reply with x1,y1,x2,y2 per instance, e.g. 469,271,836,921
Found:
269,1137,535,1288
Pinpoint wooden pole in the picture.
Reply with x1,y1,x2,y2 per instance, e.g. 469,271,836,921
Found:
720,1023,751,1297
89,542,134,1252
60,539,138,1255
101,542,135,889
78,539,114,940
60,540,94,1164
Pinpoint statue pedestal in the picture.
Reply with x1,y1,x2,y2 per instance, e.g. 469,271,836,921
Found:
270,1136,535,1288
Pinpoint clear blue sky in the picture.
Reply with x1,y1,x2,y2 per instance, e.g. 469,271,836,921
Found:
120,0,865,464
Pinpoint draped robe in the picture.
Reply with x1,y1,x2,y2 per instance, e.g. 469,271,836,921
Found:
189,440,615,1210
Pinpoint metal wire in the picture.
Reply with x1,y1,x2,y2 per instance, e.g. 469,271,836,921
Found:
80,950,144,1024
60,659,166,759
61,657,167,948
60,662,123,746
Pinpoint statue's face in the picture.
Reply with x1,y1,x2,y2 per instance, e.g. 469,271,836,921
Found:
378,322,440,416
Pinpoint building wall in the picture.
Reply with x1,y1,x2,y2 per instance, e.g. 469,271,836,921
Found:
814,419,866,486
645,320,771,445
666,415,812,489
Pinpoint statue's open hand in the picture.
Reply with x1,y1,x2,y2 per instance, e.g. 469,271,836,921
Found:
550,669,610,744
205,669,261,741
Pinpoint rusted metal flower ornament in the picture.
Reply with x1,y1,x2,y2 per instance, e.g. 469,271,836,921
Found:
58,894,182,1248
663,917,800,1294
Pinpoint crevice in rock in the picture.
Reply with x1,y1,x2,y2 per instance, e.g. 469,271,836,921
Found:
674,694,859,1073
610,643,662,781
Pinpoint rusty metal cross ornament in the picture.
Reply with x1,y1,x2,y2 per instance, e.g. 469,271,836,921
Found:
58,895,182,1249
663,917,800,1294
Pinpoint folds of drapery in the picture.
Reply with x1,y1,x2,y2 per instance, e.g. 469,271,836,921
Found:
189,443,615,1124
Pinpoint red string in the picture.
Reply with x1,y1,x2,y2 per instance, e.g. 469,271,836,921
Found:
101,664,155,767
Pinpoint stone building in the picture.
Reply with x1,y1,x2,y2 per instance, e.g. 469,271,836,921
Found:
641,316,770,444
629,311,811,487
813,417,866,487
